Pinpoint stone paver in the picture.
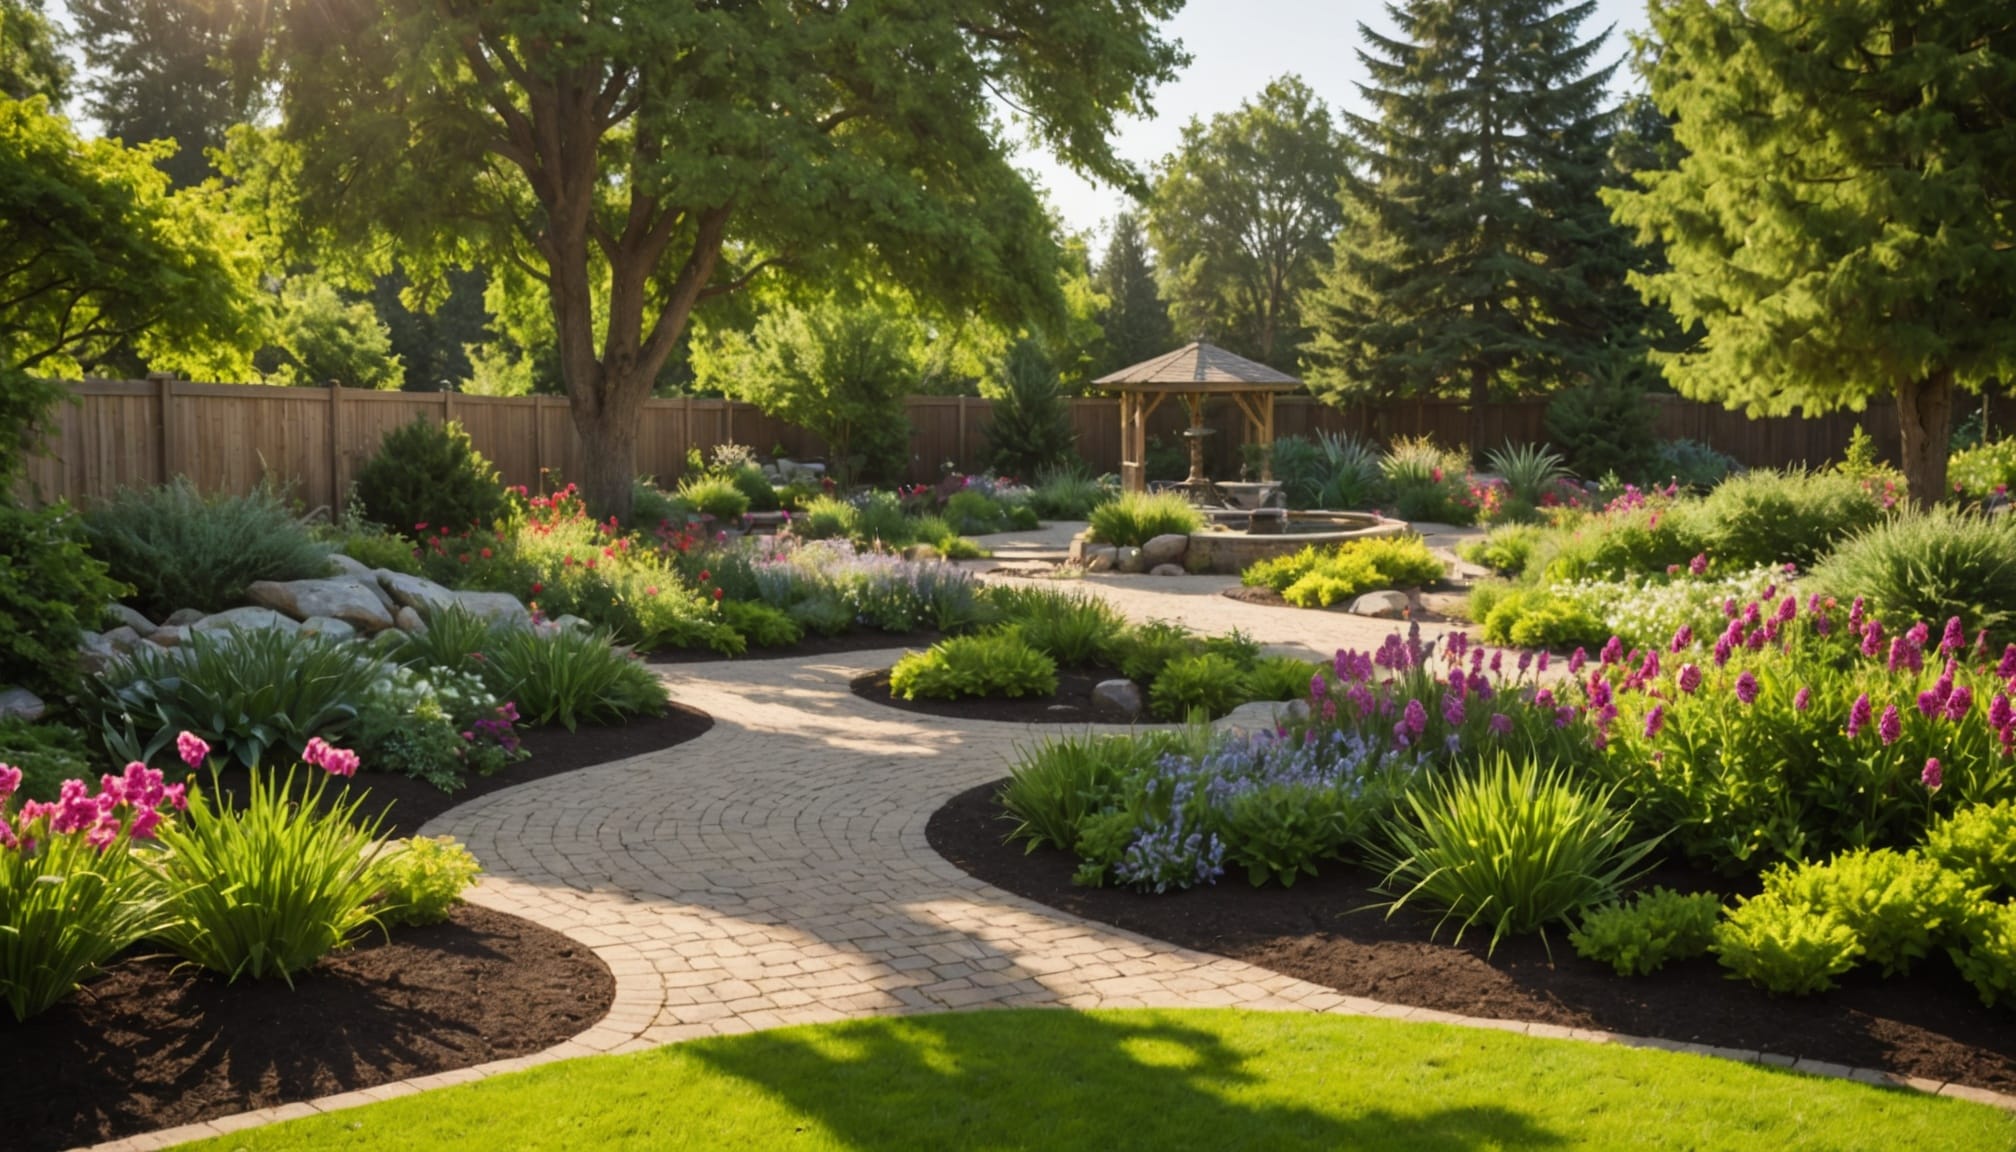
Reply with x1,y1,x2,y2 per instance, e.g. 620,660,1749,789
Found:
90,571,2015,1150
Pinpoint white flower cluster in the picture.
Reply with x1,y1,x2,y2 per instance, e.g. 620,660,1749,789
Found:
369,665,500,727
1553,566,1783,652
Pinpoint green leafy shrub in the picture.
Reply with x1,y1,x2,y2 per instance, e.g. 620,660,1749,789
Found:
720,599,803,648
1087,491,1204,548
1381,436,1475,524
353,417,508,536
888,634,1057,700
986,338,1076,477
676,474,751,522
1948,437,2016,500
1243,536,1445,609
1653,439,1740,490
1925,802,2016,895
1115,619,1200,684
728,465,779,512
0,775,169,1020
1545,374,1657,481
853,491,913,546
148,764,387,982
374,835,483,927
945,490,1009,535
1243,656,1319,702
1458,523,1544,577
1767,849,1972,977
1533,506,1705,583
1806,507,2016,636
480,626,670,730
989,586,1127,668
0,501,128,695
1711,896,1863,997
86,629,379,769
1570,888,1722,976
0,719,94,802
1028,465,1114,521
1477,586,1609,650
629,478,691,529
1215,775,1376,888
1949,899,2016,1007
1149,653,1248,720
999,733,1158,854
335,524,423,575
793,495,857,540
83,479,332,619
1368,753,1656,956
1694,468,1885,570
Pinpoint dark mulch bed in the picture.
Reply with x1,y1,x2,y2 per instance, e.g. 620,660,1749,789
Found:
850,666,1141,725
196,703,714,839
647,629,941,666
929,778,2016,1096
1,905,615,1152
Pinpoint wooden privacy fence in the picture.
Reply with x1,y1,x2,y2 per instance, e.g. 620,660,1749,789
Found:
16,378,1971,511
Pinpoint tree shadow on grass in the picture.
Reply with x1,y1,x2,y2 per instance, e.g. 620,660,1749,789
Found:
687,1008,1566,1152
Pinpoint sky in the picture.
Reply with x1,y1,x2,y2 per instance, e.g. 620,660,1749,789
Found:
1019,0,1652,244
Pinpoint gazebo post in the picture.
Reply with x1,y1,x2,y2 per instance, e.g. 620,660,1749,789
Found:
1262,390,1276,482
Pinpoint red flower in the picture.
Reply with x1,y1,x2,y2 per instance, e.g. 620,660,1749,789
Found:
480,547,493,559
646,586,659,596
531,582,543,595
415,521,429,531
713,587,724,601
698,569,712,582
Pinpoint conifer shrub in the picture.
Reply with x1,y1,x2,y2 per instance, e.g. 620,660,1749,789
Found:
353,417,509,537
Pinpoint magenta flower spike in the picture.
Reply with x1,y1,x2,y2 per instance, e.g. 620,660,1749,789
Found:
1922,758,1943,792
1878,704,1903,746
1678,664,1703,694
1793,687,1811,711
1847,693,1873,738
1643,704,1665,739
1734,671,1760,704
176,731,211,771
1670,625,1693,653
1940,617,1965,656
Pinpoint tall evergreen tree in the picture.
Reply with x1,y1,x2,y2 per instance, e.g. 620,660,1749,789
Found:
1,0,68,104
1608,0,2016,506
1095,211,1174,373
1303,0,1629,450
1147,76,1347,370
70,0,265,187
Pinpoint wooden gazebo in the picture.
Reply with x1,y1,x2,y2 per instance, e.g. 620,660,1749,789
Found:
1093,342,1302,493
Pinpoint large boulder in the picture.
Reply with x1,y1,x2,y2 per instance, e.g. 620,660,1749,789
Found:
0,687,47,722
326,552,375,580
247,578,397,633
104,603,156,636
191,606,301,637
1347,590,1410,619
1149,563,1187,577
76,631,119,674
1215,698,1309,733
148,624,189,648
1082,545,1118,573
101,625,145,654
298,616,359,642
1141,533,1189,567
1115,546,1146,574
1091,679,1144,721
394,605,427,634
375,570,458,614
452,590,532,627
163,608,206,628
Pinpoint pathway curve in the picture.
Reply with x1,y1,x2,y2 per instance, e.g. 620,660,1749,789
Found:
100,578,2012,1150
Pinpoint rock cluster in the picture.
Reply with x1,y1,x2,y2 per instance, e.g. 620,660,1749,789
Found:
73,559,537,673
1070,531,1195,576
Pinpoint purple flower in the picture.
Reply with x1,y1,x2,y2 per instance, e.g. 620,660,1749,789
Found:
1442,692,1466,727
1849,597,1866,631
1776,595,1797,624
1734,671,1760,704
1794,687,1811,712
1847,693,1873,738
1917,689,1943,719
1488,713,1513,736
1861,621,1884,659
1907,621,1931,651
1537,650,1551,673
1402,698,1428,738
1600,637,1624,666
2000,645,2016,680
1569,648,1587,674
1945,685,1974,722
1310,672,1328,701
1878,704,1903,746
176,731,211,771
1678,664,1703,695
1535,689,1557,709
1712,635,1734,667
1940,617,1965,656
1643,704,1665,739
1670,625,1693,652
1922,758,1943,792
1689,553,1708,576
1991,693,2013,731
1517,651,1533,676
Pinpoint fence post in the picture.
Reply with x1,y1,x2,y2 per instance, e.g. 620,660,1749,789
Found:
956,396,969,469
442,388,455,426
532,395,547,490
327,382,343,517
154,373,176,484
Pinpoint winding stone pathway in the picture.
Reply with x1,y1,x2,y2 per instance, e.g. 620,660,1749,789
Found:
97,578,2015,1151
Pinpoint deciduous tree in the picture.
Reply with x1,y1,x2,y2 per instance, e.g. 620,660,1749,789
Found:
263,0,1184,520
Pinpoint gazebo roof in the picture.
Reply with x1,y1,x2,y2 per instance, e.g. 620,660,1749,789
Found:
1093,341,1301,391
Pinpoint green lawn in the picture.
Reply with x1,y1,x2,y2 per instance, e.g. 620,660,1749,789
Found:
177,1009,2014,1151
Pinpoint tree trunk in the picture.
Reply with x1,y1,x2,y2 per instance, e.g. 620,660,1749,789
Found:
1467,364,1490,461
1895,368,1955,508
572,391,644,525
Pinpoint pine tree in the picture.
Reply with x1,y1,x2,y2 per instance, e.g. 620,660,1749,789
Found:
1095,211,1175,373
1607,0,2016,506
987,338,1076,478
1302,0,1630,450
70,0,266,187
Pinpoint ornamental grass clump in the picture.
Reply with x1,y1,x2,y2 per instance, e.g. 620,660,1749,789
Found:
988,585,1128,667
480,625,669,730
1086,491,1203,548
82,478,332,619
888,633,1057,700
1806,506,2016,636
0,760,182,1020
147,734,389,984
1367,751,1657,957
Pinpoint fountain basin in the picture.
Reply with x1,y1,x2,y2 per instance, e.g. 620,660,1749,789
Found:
1186,512,1407,574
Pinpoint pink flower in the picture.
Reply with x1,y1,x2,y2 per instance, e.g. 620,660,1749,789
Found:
321,748,360,777
1712,635,1734,667
1847,693,1873,738
1569,648,1587,674
1643,704,1665,739
1945,685,1973,722
1600,637,1624,666
1861,621,1884,659
1940,617,1966,656
2000,645,2016,680
1849,597,1866,631
1794,687,1811,712
1917,688,1943,719
302,737,334,770
1670,625,1693,652
1991,693,2013,731
1734,671,1760,705
1922,758,1943,792
1879,704,1903,746
176,731,211,771
1677,664,1702,694
1442,693,1466,727
1537,650,1551,673
1488,713,1513,736
1402,698,1428,738
0,764,19,800
1689,553,1708,576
